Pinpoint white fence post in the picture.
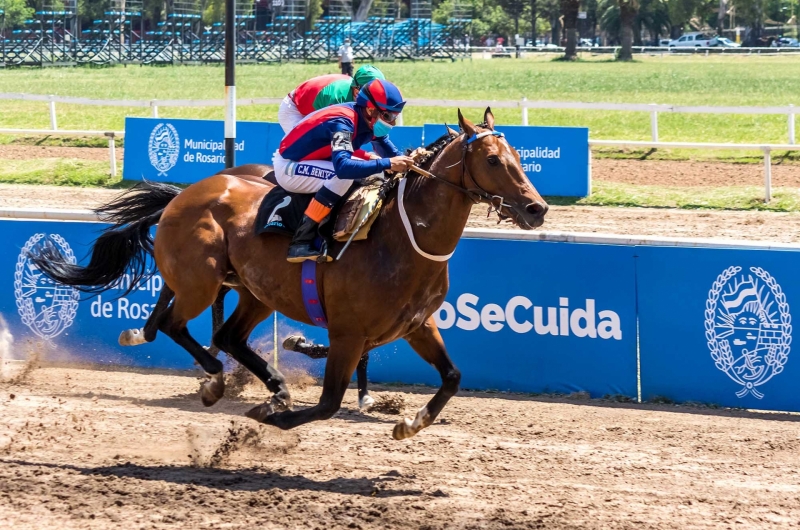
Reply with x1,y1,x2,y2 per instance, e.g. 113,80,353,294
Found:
789,105,796,145
48,97,58,131
397,112,404,126
521,97,529,126
763,146,772,203
106,132,117,178
151,100,159,118
650,104,658,142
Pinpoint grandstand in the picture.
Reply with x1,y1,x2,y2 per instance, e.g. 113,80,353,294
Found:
0,0,473,65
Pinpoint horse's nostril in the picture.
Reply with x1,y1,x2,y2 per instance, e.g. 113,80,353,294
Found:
526,202,548,216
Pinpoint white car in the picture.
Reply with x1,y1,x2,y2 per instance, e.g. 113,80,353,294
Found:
669,32,715,47
712,37,740,47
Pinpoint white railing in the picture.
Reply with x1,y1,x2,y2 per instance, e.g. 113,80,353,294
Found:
2,93,800,202
2,207,799,250
0,92,797,144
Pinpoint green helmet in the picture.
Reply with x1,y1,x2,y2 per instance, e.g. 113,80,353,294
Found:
352,64,385,89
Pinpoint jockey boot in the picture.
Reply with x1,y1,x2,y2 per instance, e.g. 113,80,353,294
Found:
287,215,323,263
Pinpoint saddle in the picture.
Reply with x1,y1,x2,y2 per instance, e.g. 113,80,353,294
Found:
255,177,385,245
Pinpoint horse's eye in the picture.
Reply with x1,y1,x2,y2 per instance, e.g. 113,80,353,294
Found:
487,155,500,166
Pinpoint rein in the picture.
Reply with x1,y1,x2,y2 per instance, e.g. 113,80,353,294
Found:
397,128,512,262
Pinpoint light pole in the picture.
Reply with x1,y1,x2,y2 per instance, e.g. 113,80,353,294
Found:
225,0,236,168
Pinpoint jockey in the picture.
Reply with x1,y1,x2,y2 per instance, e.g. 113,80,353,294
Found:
277,65,386,134
274,79,414,263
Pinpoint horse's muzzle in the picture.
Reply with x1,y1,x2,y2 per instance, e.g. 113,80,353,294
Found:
514,201,548,229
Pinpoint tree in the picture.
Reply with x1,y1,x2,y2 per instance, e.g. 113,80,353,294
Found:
617,0,638,60
560,0,580,57
531,0,537,42
2,0,35,28
499,0,526,34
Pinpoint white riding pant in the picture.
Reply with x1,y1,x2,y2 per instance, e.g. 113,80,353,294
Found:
272,153,354,197
277,94,304,134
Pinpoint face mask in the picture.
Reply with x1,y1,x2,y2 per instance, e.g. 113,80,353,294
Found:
373,117,393,137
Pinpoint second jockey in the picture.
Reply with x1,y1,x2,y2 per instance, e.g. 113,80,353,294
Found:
277,65,386,134
274,79,414,263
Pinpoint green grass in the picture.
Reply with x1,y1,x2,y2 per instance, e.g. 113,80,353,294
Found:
0,158,124,187
548,181,800,212
0,55,799,146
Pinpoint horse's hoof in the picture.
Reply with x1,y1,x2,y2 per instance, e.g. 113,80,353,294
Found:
246,402,275,423
199,372,225,407
392,418,416,441
118,328,146,347
358,394,375,410
282,335,306,352
271,391,293,412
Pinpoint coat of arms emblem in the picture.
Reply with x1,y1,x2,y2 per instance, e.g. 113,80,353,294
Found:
706,266,791,398
148,123,180,176
14,234,80,342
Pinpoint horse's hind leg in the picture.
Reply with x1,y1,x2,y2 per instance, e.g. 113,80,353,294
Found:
206,286,231,357
214,288,292,413
392,317,460,440
119,284,175,346
160,292,226,407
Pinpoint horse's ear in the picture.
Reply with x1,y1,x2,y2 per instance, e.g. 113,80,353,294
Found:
484,107,495,130
457,109,476,137
445,124,459,137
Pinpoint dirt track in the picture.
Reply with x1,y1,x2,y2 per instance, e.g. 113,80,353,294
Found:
4,182,800,243
2,364,800,529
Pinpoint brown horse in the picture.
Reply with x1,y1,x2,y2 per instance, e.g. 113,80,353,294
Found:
31,108,548,440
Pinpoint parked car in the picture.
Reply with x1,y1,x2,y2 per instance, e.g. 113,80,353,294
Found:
579,38,597,47
711,37,740,47
668,32,715,47
659,39,671,47
776,37,800,47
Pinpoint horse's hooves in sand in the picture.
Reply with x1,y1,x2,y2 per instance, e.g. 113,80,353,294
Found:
245,402,275,423
271,391,293,412
118,328,147,347
199,372,225,407
358,394,375,410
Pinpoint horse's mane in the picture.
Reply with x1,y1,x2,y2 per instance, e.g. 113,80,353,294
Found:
406,121,490,168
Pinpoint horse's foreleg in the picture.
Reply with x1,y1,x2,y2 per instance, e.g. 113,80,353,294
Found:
215,288,292,411
119,284,175,346
393,317,461,440
282,335,373,409
356,353,374,410
257,334,365,430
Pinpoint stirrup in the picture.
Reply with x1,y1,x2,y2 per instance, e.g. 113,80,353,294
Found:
286,243,321,263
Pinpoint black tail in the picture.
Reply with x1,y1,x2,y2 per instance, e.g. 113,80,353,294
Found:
29,180,182,296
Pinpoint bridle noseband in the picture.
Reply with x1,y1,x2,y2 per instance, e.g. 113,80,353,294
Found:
414,129,517,219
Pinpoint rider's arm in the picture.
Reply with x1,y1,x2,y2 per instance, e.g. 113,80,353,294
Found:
331,144,391,180
371,135,402,158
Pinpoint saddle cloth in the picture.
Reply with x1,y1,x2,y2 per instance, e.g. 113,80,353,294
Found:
255,180,383,242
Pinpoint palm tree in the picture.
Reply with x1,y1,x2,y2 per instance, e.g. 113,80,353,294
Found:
617,0,639,59
561,0,580,58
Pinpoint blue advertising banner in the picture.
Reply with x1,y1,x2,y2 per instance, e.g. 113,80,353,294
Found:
423,125,590,197
0,219,271,370
281,238,638,397
124,117,424,184
638,246,800,412
124,118,277,184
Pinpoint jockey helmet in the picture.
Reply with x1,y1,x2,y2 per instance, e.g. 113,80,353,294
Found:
356,79,406,116
352,64,385,89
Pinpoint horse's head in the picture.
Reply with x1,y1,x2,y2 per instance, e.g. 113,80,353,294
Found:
449,108,548,229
